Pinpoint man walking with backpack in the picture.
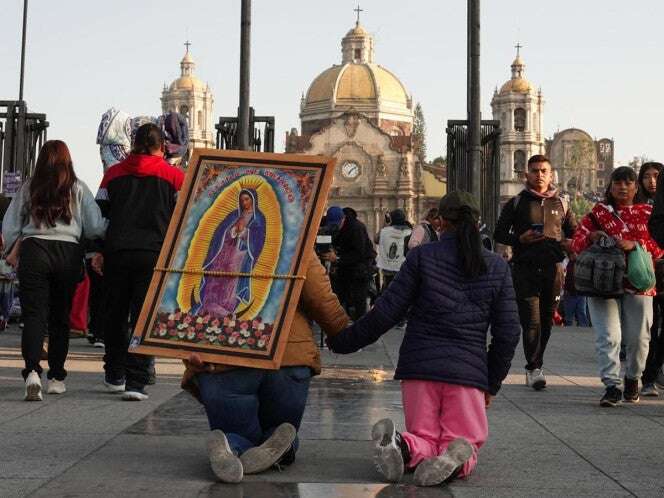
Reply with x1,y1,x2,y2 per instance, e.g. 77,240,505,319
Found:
494,155,576,390
407,208,440,251
376,209,412,292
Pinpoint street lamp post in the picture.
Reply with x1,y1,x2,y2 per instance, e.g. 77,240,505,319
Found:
467,0,481,196
238,0,251,151
19,0,28,102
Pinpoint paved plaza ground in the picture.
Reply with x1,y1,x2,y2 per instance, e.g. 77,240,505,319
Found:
1,323,664,497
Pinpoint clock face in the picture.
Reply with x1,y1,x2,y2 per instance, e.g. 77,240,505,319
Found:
342,161,360,179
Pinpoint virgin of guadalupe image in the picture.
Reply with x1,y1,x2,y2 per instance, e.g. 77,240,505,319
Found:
194,189,266,316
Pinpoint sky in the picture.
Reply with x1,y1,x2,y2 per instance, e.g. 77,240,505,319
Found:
1,0,663,190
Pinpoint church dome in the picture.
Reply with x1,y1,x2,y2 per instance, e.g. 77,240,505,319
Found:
499,78,533,95
300,21,413,130
304,63,409,105
169,75,206,91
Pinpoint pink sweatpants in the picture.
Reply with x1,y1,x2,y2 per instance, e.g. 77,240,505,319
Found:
400,380,488,478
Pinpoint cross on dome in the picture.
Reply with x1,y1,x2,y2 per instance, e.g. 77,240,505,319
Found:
354,4,363,26
514,42,522,56
184,40,192,53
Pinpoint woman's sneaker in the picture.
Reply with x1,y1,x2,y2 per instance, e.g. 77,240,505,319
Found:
24,372,42,401
600,386,622,407
414,437,473,486
240,423,296,474
208,430,243,483
47,379,66,394
371,418,407,482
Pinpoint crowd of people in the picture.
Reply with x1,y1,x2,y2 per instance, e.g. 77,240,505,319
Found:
2,136,664,488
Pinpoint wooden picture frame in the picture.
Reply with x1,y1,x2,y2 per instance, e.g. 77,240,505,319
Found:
129,149,335,369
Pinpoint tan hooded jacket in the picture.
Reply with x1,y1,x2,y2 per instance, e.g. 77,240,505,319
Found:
181,253,349,400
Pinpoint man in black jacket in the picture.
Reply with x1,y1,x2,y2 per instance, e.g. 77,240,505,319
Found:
494,155,575,391
322,206,374,321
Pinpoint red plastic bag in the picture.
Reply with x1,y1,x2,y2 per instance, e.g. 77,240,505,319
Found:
69,272,90,333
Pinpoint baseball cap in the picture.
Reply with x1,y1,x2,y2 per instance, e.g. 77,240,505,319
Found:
326,206,344,227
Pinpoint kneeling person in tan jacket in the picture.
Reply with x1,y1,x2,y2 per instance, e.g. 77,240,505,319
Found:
182,253,349,483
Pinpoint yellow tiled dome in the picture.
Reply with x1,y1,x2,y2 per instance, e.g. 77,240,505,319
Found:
499,78,533,95
169,75,206,91
304,63,408,105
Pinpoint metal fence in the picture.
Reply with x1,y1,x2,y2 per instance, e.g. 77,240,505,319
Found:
215,107,274,153
446,119,501,232
0,100,48,191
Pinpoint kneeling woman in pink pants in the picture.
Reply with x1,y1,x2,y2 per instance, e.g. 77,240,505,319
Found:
328,191,520,486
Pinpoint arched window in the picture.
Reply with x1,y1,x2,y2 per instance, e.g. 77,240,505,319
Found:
197,110,203,127
514,108,526,132
514,150,526,173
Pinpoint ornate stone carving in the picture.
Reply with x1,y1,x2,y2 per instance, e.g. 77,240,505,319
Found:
375,154,386,177
399,156,409,177
344,113,360,139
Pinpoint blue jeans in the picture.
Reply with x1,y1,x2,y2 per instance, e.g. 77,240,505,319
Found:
588,295,652,388
562,294,590,327
197,366,312,456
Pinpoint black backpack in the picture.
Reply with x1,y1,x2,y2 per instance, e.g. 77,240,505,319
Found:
404,223,438,256
574,235,625,297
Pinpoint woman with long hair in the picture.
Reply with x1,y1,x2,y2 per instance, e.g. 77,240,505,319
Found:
2,140,106,401
634,162,664,396
635,161,663,205
571,166,663,406
328,191,520,487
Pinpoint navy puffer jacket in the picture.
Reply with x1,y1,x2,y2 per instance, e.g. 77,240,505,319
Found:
328,233,520,395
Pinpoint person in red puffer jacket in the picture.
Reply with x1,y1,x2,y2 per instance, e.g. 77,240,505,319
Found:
572,166,663,407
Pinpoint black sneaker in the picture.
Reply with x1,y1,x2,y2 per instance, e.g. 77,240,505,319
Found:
600,386,622,407
623,377,639,403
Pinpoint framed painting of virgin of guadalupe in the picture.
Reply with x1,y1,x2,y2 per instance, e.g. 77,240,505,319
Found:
129,149,335,369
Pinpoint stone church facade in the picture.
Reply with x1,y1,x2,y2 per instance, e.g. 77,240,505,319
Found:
285,19,444,236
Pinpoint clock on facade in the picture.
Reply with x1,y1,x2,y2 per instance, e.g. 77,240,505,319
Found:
341,161,360,179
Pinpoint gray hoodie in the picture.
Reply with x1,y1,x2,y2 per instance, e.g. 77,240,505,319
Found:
2,180,107,251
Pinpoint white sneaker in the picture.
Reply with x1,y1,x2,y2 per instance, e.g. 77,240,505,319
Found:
24,372,42,401
103,379,126,393
122,389,149,401
526,369,546,390
47,379,66,394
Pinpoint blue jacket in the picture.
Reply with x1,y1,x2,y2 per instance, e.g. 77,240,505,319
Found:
328,233,520,395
